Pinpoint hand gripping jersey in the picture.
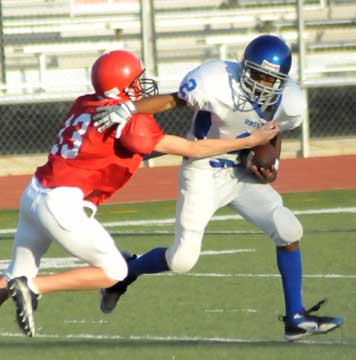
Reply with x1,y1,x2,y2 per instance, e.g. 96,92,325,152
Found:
178,60,306,167
36,94,164,205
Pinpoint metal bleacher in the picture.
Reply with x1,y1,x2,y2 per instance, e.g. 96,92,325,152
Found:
2,0,356,98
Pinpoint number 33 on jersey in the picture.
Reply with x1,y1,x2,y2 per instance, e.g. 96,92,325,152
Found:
50,113,90,159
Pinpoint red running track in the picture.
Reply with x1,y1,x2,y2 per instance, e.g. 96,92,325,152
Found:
0,155,355,209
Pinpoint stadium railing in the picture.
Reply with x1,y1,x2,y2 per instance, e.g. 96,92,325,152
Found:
1,0,356,158
2,1,356,94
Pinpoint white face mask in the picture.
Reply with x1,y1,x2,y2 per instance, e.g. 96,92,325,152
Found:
124,71,159,101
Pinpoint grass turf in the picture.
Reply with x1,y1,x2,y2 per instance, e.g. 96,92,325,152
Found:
0,189,355,359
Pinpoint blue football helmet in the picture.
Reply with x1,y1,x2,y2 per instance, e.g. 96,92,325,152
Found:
239,34,291,110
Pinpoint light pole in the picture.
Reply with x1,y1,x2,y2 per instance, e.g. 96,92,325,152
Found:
140,0,158,77
0,0,7,91
297,0,310,157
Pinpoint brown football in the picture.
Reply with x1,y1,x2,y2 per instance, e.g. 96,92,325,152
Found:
241,142,277,169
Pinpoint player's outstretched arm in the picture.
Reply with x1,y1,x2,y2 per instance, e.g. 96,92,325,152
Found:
134,92,185,113
154,122,279,158
93,93,185,135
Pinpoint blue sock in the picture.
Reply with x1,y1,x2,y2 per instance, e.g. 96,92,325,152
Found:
128,247,169,276
276,247,303,318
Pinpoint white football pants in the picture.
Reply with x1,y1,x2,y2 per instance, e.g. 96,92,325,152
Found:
4,177,127,283
166,161,303,273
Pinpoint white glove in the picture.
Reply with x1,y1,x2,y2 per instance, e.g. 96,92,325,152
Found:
93,101,136,138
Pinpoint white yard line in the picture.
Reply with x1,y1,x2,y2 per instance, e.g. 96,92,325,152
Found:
201,249,255,255
0,331,352,345
0,253,355,279
0,249,255,270
174,273,356,279
0,259,355,279
63,320,109,324
1,206,356,235
92,206,356,228
0,207,355,277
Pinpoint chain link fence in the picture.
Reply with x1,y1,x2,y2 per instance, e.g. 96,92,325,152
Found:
0,0,356,158
308,84,356,137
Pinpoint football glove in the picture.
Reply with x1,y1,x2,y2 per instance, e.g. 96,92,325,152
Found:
93,101,136,138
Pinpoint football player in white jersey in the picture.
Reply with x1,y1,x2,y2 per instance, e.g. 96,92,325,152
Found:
93,34,343,341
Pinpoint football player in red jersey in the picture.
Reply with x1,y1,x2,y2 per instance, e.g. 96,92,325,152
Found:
0,50,278,337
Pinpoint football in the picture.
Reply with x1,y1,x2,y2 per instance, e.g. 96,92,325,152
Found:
241,142,277,169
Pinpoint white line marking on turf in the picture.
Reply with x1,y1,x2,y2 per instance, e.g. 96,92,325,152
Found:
0,256,354,279
0,257,86,270
64,320,109,324
1,206,356,234
0,331,352,345
201,249,255,255
205,309,257,313
173,273,356,279
101,207,356,227
0,249,255,270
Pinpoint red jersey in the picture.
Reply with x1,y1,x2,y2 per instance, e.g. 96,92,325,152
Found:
36,94,165,205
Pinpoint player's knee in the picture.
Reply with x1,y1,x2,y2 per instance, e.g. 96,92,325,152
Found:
102,252,128,281
166,241,201,274
272,206,303,246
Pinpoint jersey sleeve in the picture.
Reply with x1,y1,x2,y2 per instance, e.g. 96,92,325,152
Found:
178,61,231,114
119,114,165,154
275,79,306,131
178,67,207,111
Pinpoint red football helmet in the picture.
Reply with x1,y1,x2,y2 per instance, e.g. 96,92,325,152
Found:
91,50,158,100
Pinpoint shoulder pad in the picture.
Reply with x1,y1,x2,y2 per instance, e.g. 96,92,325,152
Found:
282,79,306,117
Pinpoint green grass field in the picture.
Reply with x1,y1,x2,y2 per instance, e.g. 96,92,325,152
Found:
0,189,356,360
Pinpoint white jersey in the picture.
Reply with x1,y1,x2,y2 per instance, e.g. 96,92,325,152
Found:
178,60,306,166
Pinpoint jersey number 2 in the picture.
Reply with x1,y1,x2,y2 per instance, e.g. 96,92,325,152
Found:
179,78,197,97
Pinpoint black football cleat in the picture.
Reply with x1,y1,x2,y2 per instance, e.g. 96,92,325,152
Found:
100,253,138,314
281,299,344,341
7,276,39,337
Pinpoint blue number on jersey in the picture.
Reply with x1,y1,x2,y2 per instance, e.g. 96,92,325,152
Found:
179,78,197,97
194,110,212,139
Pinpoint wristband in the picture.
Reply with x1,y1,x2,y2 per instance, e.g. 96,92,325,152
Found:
125,100,137,114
